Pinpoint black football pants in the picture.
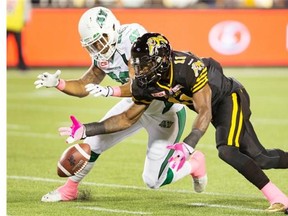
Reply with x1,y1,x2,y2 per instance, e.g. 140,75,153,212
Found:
211,88,288,189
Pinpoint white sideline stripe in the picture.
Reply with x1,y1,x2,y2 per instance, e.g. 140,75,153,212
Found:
78,206,152,215
75,144,90,160
7,130,147,145
7,175,263,199
188,202,264,212
7,131,59,139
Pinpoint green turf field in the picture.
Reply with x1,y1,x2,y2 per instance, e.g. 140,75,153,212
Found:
7,67,288,216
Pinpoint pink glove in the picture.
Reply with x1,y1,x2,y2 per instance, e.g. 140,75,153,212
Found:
58,115,86,144
167,142,194,171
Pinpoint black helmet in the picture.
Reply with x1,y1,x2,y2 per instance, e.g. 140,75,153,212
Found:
131,33,171,87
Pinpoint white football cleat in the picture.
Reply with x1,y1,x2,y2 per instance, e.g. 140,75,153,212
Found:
41,190,63,202
41,179,79,202
193,174,208,193
41,185,78,202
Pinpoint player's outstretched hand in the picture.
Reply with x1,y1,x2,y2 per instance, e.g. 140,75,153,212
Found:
167,142,193,171
58,115,86,144
34,70,61,89
85,83,113,97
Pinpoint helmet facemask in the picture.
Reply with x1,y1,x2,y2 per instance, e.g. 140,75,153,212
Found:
81,33,117,61
132,55,168,87
131,33,171,88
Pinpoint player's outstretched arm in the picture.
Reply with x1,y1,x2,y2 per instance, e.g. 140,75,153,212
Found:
59,103,148,143
183,84,212,148
34,64,106,98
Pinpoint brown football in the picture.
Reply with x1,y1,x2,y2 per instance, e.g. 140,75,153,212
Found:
57,143,91,177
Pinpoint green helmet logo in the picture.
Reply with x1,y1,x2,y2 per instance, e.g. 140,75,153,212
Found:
97,9,108,28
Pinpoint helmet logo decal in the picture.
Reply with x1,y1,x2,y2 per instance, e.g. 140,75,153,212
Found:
96,9,108,28
147,36,168,56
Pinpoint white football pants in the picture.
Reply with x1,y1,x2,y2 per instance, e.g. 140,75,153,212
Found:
72,98,188,188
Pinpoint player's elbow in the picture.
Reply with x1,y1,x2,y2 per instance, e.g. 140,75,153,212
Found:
64,79,89,98
206,110,212,122
198,107,212,124
67,91,88,98
142,174,160,189
75,92,89,98
120,106,144,128
119,113,138,129
120,120,134,129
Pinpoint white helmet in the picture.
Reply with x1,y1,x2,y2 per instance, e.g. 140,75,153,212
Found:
78,7,120,61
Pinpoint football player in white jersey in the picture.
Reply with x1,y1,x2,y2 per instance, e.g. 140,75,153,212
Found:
34,7,207,202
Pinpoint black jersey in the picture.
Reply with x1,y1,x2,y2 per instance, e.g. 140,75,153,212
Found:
132,50,243,111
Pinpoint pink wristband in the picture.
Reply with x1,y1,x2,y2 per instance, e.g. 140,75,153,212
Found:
56,79,66,90
111,86,121,97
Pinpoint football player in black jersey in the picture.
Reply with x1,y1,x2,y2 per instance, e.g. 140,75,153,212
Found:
60,33,288,212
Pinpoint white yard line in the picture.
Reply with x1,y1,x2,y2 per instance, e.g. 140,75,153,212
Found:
7,175,262,199
8,175,269,214
7,131,59,139
78,206,152,215
188,202,264,212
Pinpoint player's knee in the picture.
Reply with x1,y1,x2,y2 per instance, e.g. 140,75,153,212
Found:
142,174,160,189
218,145,261,173
217,145,233,163
253,152,279,169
